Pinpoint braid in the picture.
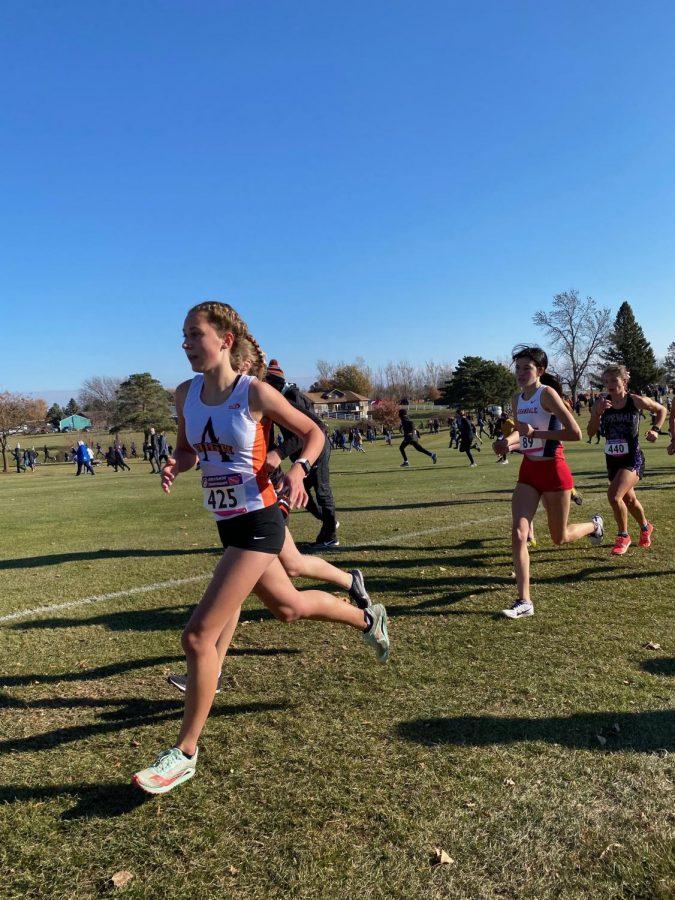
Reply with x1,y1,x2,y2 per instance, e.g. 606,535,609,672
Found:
189,300,266,378
241,330,266,379
232,335,267,379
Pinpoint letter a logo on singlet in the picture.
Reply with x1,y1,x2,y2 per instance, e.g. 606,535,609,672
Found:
200,417,232,462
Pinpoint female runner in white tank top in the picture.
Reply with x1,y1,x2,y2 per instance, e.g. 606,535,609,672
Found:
165,338,377,694
493,346,604,619
132,302,389,795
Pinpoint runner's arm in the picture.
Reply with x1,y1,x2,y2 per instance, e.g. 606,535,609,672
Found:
531,387,582,441
632,394,667,440
492,397,520,454
250,380,326,508
160,382,199,494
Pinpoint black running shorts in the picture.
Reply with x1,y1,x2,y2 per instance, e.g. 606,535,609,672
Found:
216,505,286,554
606,448,645,482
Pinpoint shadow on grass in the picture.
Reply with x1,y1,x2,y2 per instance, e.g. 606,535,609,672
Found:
0,654,183,687
640,658,675,677
12,562,674,634
396,710,674,753
0,698,289,754
10,604,297,632
0,546,220,571
0,781,153,820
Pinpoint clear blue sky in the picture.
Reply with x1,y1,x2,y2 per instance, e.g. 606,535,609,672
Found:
2,0,674,401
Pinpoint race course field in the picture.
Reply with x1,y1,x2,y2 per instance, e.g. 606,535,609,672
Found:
1,433,673,899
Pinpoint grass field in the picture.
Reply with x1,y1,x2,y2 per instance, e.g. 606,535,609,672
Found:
0,427,673,898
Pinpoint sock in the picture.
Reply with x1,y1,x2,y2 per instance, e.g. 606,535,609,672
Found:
618,531,629,537
363,610,374,632
641,523,650,531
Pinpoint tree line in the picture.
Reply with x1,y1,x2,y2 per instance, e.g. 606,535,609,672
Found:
0,373,175,473
313,293,673,410
45,373,175,432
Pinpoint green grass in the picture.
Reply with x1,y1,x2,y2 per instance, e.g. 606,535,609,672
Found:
0,428,673,899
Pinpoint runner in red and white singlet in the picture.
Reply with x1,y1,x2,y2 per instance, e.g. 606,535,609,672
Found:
493,345,604,620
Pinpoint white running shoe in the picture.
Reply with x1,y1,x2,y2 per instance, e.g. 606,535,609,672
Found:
132,747,198,795
362,604,390,662
589,514,604,546
470,463,477,467
502,600,534,619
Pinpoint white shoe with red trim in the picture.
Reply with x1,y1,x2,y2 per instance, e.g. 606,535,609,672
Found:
132,747,198,795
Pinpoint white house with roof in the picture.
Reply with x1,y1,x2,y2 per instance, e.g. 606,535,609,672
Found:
306,389,371,420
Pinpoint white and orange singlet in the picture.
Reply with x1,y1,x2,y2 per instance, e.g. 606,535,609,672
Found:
183,373,277,519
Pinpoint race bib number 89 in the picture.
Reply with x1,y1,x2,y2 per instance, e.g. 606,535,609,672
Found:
202,473,247,516
605,440,628,457
520,435,544,455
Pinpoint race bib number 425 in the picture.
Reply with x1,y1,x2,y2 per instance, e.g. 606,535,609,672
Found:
605,440,629,457
201,473,247,516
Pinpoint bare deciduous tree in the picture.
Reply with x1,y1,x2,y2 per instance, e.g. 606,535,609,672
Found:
78,376,121,428
533,290,611,400
0,393,47,472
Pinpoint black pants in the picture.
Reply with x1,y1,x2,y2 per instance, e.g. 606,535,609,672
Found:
76,461,95,475
303,441,337,538
148,452,160,473
400,437,433,462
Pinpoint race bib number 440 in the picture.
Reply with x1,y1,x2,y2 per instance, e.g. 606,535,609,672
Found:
201,474,248,516
605,440,629,457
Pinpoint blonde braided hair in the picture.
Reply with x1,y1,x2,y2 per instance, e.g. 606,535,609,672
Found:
188,301,267,379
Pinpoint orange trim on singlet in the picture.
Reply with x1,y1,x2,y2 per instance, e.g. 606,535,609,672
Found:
253,418,277,508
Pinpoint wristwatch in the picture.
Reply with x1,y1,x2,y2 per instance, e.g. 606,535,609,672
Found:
296,457,312,476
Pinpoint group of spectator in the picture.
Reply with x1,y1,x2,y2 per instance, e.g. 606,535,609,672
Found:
9,427,173,476
11,446,39,473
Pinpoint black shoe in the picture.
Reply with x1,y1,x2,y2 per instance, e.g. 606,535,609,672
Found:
348,569,371,609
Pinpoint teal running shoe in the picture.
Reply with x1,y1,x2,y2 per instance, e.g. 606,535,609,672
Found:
132,747,198,795
363,604,390,662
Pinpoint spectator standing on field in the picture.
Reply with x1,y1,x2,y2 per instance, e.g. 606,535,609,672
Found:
75,440,95,476
157,431,169,467
147,428,161,473
13,445,25,473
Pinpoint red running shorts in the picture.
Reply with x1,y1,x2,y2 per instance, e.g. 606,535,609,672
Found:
517,455,574,493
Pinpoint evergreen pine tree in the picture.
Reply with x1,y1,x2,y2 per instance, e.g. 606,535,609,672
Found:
111,372,174,431
46,403,64,428
663,341,675,386
602,302,662,391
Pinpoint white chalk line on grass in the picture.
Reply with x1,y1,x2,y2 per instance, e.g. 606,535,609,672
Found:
0,514,508,626
0,575,210,625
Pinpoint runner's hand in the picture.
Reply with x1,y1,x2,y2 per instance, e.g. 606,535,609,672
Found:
161,457,178,494
515,421,534,437
645,429,659,443
492,438,509,456
667,440,675,456
594,396,612,414
265,449,282,473
283,465,308,509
